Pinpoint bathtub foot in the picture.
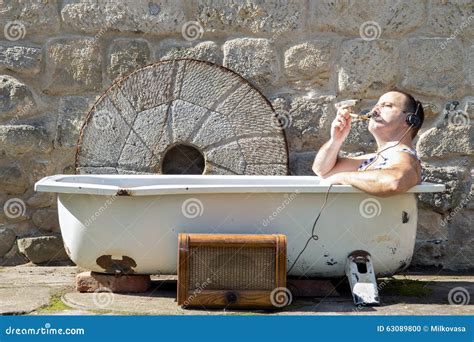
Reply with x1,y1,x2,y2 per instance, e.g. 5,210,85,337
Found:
345,250,380,306
76,271,151,293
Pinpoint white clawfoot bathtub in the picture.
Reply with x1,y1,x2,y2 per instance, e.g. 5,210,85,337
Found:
35,175,444,277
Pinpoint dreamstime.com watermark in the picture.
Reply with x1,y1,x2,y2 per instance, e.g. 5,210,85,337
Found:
3,198,26,219
5,99,35,126
359,21,382,41
270,287,293,308
183,278,212,306
448,286,470,306
440,191,472,227
443,101,471,126
181,197,204,219
359,197,382,219
4,323,85,336
93,16,120,45
181,21,204,41
92,109,114,131
262,190,299,227
83,195,117,228
439,15,474,50
272,109,292,130
93,287,115,308
3,20,26,41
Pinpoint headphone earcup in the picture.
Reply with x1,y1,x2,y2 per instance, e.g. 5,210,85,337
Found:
406,114,421,128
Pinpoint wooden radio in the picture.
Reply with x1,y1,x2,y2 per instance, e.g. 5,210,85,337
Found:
177,233,287,309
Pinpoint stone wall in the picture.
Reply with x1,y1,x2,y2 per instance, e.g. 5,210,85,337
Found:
0,0,473,271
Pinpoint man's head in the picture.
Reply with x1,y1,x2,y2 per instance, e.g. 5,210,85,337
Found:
368,90,424,140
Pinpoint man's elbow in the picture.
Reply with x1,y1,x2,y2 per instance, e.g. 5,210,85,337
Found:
383,176,414,197
311,163,323,177
376,181,402,197
312,166,330,179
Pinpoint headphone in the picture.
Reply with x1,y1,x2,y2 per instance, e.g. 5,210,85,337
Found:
405,101,422,129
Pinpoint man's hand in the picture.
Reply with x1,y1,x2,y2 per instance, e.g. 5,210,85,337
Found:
331,106,353,143
312,105,359,177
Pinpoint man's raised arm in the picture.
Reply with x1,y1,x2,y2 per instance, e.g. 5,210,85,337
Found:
312,138,343,177
312,105,363,178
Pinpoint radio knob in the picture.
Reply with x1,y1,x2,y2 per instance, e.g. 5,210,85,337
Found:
225,292,237,304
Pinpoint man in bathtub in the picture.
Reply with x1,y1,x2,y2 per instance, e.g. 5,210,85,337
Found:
312,90,424,197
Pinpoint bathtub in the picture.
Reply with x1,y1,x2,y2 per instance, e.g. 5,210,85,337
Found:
35,175,444,277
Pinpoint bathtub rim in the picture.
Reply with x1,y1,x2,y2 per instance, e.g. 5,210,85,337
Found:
35,174,445,196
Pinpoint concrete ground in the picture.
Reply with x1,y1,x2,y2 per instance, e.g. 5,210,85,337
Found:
0,264,473,316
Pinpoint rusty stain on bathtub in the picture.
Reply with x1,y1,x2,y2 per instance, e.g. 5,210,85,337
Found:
402,211,409,223
350,250,371,259
116,189,132,196
374,234,392,243
96,255,137,274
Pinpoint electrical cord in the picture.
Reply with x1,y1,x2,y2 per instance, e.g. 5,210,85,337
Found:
361,124,414,171
287,184,333,275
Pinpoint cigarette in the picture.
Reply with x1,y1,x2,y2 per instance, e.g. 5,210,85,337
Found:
335,99,359,109
349,113,371,120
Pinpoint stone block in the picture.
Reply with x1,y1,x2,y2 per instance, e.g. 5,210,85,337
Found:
289,151,316,176
284,40,335,90
17,235,69,264
0,227,16,258
418,165,472,213
157,40,222,64
223,38,278,89
310,0,425,37
0,75,36,123
32,209,60,232
0,166,28,194
0,0,60,37
412,239,447,267
426,0,474,38
417,124,473,158
0,242,28,266
61,0,185,34
338,39,398,97
272,95,336,152
0,125,52,156
401,38,464,98
76,271,151,293
192,0,305,34
106,38,151,82
42,38,102,95
469,45,474,87
0,45,41,74
55,96,96,148
3,221,36,238
416,208,447,241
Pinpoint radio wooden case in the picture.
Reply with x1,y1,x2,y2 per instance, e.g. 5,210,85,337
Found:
177,233,287,309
